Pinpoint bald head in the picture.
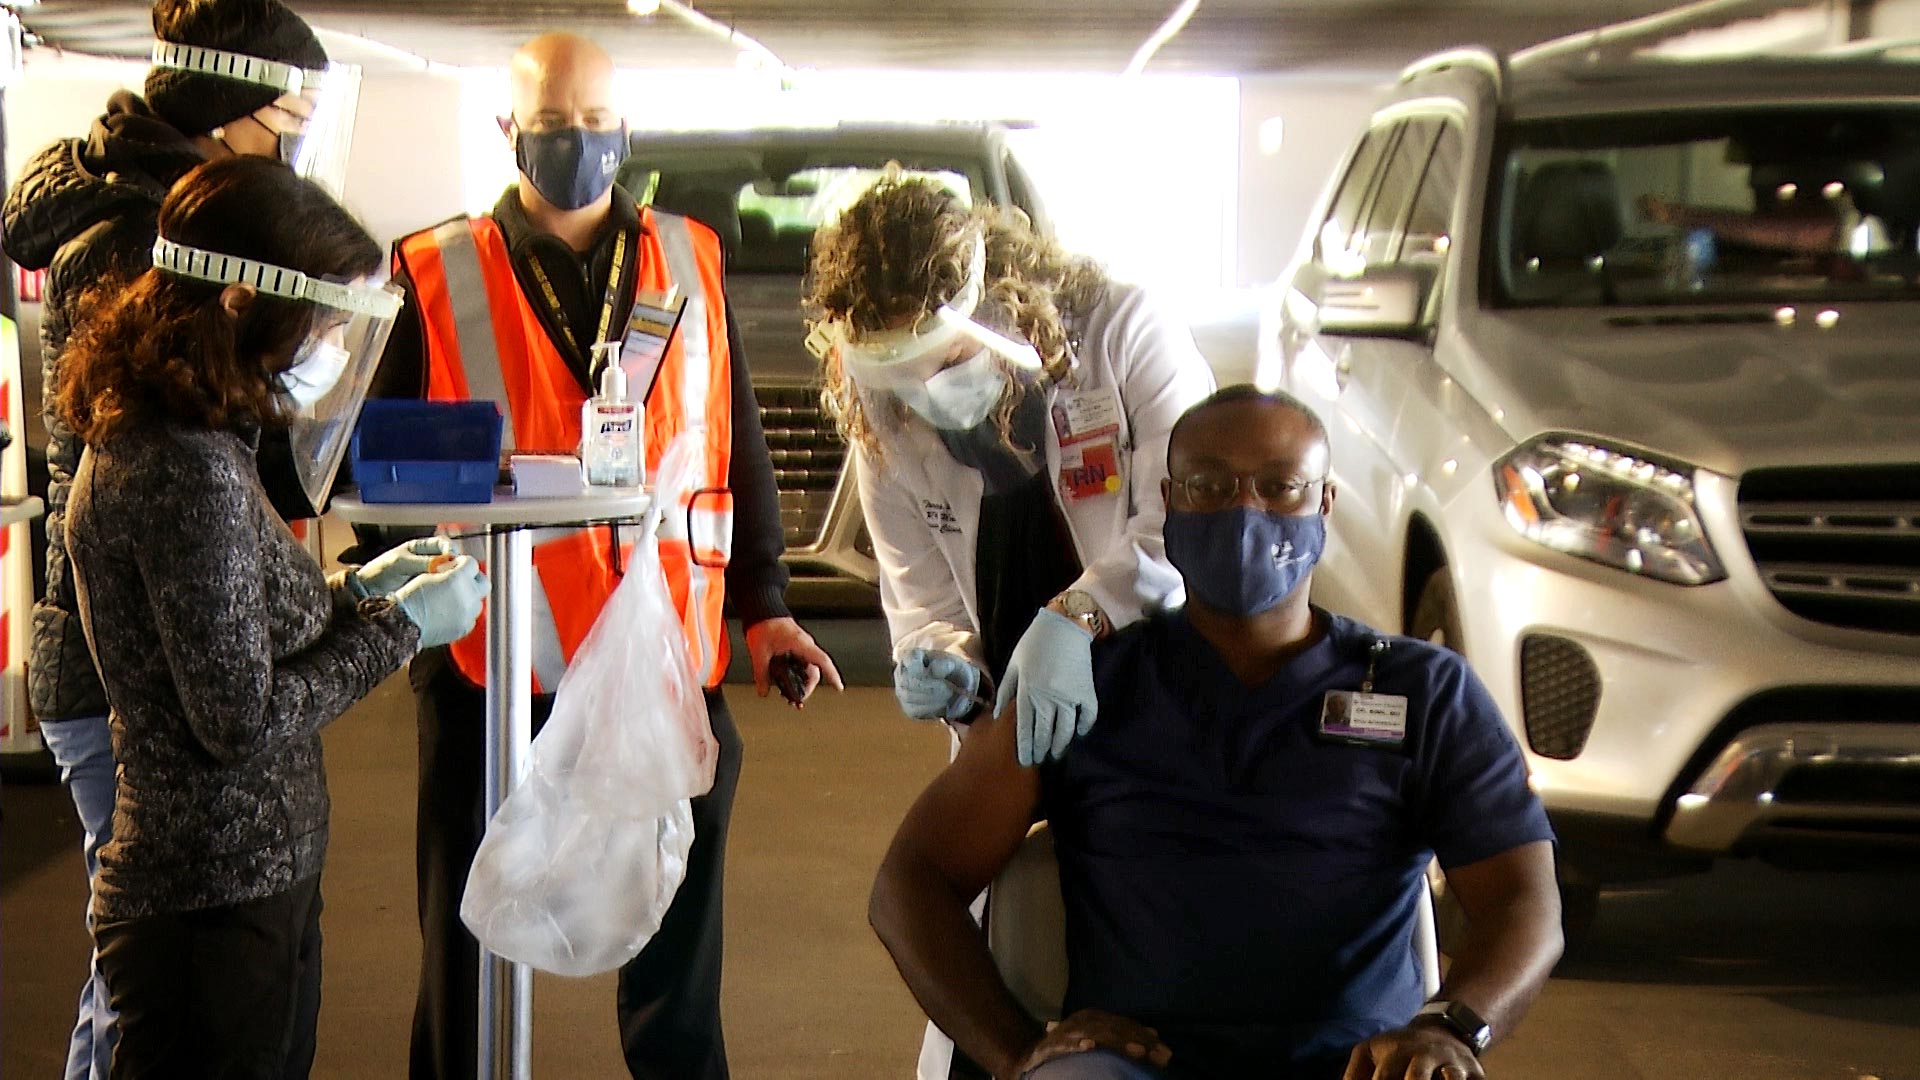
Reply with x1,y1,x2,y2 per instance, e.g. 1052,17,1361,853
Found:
507,33,619,134
1169,387,1328,467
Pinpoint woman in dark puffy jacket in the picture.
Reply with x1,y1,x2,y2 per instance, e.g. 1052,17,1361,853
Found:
57,156,486,1080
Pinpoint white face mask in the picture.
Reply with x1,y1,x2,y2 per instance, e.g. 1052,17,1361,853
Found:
900,347,1008,431
280,336,351,411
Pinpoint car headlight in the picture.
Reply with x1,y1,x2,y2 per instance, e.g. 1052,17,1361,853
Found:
1494,436,1726,586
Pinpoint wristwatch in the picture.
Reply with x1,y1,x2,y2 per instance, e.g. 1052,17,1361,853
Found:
1048,589,1110,639
1411,1000,1492,1056
356,595,400,620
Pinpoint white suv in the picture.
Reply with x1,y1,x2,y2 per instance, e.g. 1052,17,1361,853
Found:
1263,45,1920,929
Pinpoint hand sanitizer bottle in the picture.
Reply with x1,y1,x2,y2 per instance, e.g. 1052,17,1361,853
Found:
582,342,642,488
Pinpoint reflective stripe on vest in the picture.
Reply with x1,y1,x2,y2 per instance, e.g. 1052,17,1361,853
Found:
427,221,518,450
654,213,718,684
397,209,735,690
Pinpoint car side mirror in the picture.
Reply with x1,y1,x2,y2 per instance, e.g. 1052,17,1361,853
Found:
1313,265,1436,339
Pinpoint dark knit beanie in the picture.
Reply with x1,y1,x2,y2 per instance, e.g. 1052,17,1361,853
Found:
145,0,329,137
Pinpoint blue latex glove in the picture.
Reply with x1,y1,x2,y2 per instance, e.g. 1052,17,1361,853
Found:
996,608,1097,767
352,537,457,598
892,648,986,722
392,555,488,649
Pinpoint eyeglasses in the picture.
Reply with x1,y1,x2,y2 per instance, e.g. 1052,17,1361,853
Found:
1172,470,1328,513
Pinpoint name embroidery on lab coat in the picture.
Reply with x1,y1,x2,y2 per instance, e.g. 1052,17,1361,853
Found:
923,499,964,536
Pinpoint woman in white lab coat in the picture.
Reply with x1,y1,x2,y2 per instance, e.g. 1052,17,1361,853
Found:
806,176,1214,767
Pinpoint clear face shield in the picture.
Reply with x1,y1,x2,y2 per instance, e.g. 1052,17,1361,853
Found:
805,237,1044,431
152,237,402,512
150,42,363,198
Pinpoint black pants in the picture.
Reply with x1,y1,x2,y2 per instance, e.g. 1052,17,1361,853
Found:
95,874,324,1080
408,650,744,1080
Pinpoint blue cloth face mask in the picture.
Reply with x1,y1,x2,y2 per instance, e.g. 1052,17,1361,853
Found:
1164,506,1326,616
515,125,629,211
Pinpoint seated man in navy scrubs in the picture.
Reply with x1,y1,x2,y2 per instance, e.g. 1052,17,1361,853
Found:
870,386,1563,1080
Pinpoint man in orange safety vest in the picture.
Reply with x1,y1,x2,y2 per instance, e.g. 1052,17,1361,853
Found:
357,31,842,1080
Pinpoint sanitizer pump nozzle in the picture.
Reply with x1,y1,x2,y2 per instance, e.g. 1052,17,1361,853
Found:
581,342,641,488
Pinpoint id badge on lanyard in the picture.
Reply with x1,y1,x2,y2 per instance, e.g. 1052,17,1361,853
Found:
1320,639,1411,749
1052,389,1125,501
620,286,688,404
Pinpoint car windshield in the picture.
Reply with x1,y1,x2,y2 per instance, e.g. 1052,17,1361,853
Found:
1495,106,1920,306
622,151,974,276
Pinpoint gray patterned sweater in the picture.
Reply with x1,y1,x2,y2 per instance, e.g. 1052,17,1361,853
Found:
68,418,421,920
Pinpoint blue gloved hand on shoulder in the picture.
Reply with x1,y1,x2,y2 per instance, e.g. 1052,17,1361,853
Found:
392,555,488,649
893,648,986,722
997,608,1098,768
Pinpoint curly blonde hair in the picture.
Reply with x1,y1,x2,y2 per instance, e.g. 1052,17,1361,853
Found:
804,174,1108,460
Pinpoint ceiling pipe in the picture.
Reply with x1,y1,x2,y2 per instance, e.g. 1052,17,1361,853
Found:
639,0,792,78
311,25,436,74
1123,0,1201,76
1512,0,1821,65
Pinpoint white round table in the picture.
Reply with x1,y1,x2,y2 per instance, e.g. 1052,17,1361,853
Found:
332,487,651,1080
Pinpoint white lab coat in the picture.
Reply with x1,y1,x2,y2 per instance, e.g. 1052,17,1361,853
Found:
867,283,1213,1080
855,281,1216,670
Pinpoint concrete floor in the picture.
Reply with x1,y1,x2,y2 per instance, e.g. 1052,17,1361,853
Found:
6,628,1920,1079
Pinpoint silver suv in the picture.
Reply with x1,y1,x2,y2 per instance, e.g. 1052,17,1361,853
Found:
1264,45,1920,928
620,123,1050,607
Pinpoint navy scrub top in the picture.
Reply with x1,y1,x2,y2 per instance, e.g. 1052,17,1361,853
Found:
1040,609,1555,1080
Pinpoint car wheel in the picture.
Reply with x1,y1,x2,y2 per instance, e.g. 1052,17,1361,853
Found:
1409,568,1464,653
1557,868,1602,952
1416,570,1469,957
1415,567,1603,950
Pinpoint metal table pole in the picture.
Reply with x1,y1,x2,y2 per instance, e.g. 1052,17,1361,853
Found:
480,527,533,1080
329,488,648,1080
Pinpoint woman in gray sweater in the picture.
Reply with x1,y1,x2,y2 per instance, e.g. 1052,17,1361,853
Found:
57,156,487,1080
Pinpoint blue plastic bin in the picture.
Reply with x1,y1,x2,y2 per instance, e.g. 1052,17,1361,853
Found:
351,400,504,504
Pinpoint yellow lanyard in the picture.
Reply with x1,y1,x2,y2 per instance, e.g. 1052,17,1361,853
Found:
525,228,629,366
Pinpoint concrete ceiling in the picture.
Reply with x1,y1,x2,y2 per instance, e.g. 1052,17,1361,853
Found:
15,0,1693,75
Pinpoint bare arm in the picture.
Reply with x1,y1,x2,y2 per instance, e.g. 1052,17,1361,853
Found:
1343,840,1562,1080
1433,840,1563,1043
1641,195,1842,256
869,712,1047,1078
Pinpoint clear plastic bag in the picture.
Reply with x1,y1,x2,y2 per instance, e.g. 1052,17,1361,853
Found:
460,435,719,977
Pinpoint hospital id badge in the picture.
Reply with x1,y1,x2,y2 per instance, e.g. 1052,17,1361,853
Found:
620,286,687,403
1060,437,1123,501
1319,690,1409,747
1052,390,1122,447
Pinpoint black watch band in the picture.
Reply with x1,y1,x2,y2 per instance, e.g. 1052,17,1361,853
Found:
1412,1000,1492,1056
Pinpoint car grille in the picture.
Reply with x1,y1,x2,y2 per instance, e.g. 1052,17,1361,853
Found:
756,385,847,551
1519,634,1601,760
1738,465,1920,636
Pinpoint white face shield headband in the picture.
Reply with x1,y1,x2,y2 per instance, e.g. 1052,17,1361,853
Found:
152,236,401,512
805,235,1044,402
151,42,363,198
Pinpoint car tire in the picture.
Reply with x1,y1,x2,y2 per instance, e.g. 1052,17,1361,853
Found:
1409,568,1464,653
1415,567,1470,957
1413,566,1602,951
